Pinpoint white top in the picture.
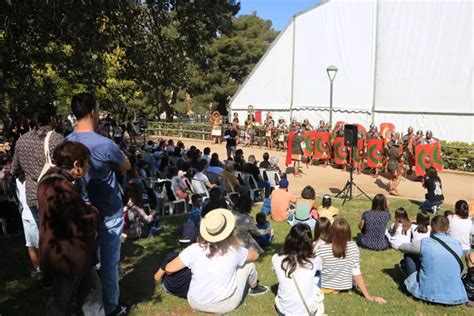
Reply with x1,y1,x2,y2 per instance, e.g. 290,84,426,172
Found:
385,223,412,250
315,241,361,290
193,172,209,184
272,254,322,316
180,243,248,304
448,215,472,251
410,224,431,242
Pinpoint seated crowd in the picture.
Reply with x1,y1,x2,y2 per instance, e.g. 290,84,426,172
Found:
5,113,473,315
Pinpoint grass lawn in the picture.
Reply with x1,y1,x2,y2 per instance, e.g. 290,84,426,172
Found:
0,197,471,315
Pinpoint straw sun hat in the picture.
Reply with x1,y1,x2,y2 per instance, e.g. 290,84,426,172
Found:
200,208,236,243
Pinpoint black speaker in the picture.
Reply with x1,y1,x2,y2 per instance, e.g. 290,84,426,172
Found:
344,124,358,147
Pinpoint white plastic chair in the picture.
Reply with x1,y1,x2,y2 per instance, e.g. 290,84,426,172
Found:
264,170,281,188
191,179,210,201
240,172,264,201
162,182,188,216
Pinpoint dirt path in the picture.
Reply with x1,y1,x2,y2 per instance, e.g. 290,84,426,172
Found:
151,137,474,205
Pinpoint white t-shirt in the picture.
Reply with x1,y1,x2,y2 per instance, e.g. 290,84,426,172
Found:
385,223,412,250
448,215,472,251
193,172,210,194
410,224,431,242
272,254,322,316
179,243,248,304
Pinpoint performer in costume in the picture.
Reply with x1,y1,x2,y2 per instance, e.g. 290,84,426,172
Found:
210,111,223,144
316,120,330,167
286,125,303,177
264,113,275,150
422,130,438,145
352,129,365,175
277,118,288,151
332,123,345,171
368,124,383,177
386,132,403,196
402,127,415,175
232,112,240,145
302,119,313,131
244,113,255,146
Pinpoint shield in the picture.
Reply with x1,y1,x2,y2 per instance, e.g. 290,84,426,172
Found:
367,139,385,168
415,144,434,176
333,137,347,165
380,122,395,143
314,132,331,159
352,139,365,163
302,130,316,157
415,143,443,176
285,131,296,166
432,142,444,171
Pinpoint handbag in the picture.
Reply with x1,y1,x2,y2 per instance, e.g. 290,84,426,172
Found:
292,275,325,316
430,235,464,272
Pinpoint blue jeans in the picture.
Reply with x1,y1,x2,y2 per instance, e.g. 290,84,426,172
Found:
420,200,443,212
257,180,271,198
402,253,421,276
98,215,124,314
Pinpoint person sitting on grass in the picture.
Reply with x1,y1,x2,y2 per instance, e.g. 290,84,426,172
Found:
447,200,472,254
233,195,265,254
123,183,156,239
272,223,324,316
385,208,412,250
270,178,296,222
188,194,203,228
38,141,104,314
317,194,339,224
315,218,386,304
420,167,444,213
358,194,391,251
154,223,198,298
254,213,274,248
165,208,269,314
291,185,318,229
313,217,331,250
402,215,467,305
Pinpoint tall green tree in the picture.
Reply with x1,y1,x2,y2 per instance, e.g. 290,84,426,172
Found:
185,13,278,116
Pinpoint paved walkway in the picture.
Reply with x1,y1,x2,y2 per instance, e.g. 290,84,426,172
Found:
151,137,474,205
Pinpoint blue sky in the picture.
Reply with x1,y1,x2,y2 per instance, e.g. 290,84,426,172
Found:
238,0,321,31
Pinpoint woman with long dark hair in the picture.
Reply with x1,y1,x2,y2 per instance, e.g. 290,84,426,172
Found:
272,223,324,315
358,194,391,250
316,218,386,304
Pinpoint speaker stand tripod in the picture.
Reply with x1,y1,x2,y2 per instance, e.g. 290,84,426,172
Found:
336,147,371,205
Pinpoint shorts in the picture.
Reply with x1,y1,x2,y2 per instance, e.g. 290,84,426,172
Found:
22,217,39,248
291,154,301,161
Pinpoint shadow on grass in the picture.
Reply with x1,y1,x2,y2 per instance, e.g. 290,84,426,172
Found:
374,178,389,191
382,265,408,294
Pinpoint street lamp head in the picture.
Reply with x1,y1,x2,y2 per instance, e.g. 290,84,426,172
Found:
326,64,338,81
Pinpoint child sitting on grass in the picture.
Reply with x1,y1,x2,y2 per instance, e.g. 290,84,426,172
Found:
123,183,159,239
254,212,274,248
154,223,197,298
385,208,412,250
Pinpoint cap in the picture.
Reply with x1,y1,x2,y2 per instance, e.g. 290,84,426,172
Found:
279,178,289,188
177,223,198,244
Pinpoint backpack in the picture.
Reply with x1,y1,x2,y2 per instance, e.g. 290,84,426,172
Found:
261,197,271,215
37,131,55,182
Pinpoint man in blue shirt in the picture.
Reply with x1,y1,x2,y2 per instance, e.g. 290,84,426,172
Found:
67,93,130,315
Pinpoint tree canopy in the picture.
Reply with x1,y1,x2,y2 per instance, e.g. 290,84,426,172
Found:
0,1,277,120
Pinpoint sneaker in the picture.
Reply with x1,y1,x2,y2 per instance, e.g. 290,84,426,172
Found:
249,284,269,296
30,268,42,280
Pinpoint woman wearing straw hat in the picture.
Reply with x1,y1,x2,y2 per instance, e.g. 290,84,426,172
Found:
165,208,269,313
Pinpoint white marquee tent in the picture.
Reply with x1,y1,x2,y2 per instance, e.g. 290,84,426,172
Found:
230,0,473,142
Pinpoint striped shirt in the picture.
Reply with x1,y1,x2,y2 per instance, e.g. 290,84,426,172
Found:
316,241,361,290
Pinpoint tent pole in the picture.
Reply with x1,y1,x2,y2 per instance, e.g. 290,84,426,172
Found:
289,15,296,122
370,0,379,124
